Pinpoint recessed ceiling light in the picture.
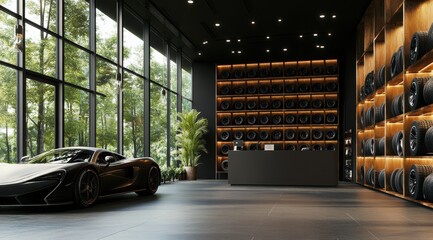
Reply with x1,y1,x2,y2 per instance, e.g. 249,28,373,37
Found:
320,14,325,18
237,39,241,42
231,50,235,54
313,33,318,37
187,0,193,3
226,39,231,43
237,50,242,54
215,23,220,27
283,48,287,52
202,41,208,45
266,49,270,53
277,18,282,22
299,35,303,38
251,21,255,24
332,15,336,18
198,52,201,55
266,36,270,39
328,33,332,36
320,46,325,48
316,45,320,48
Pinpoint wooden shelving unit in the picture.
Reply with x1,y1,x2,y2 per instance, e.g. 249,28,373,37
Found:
216,60,339,177
356,0,433,207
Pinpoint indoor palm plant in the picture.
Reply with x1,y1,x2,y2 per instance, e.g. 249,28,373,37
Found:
176,109,208,180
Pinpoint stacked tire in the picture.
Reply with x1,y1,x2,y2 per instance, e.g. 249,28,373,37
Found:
408,164,433,200
391,94,403,117
409,23,433,65
390,168,404,194
391,131,404,156
409,120,433,156
390,46,404,78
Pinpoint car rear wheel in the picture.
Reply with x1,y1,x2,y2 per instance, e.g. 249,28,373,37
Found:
137,166,160,196
75,168,100,208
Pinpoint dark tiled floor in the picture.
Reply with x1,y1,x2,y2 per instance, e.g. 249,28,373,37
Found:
1,181,433,240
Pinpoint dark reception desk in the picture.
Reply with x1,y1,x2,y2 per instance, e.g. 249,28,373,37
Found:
228,150,338,186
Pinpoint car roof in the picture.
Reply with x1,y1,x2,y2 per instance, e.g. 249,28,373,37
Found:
55,147,123,156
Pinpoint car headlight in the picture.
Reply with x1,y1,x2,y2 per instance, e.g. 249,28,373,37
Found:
33,171,65,181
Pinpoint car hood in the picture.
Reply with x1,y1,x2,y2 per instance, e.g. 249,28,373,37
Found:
0,163,74,184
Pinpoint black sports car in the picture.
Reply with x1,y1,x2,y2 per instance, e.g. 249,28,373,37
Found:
0,147,160,207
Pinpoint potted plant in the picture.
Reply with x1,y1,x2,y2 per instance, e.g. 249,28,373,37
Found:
176,109,208,180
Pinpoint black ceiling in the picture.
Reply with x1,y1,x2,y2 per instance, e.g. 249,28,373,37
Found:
149,0,371,63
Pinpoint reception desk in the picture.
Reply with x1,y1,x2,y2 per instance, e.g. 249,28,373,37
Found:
228,150,338,186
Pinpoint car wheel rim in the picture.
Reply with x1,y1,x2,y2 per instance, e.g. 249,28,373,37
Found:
148,167,159,193
79,170,99,206
410,126,417,152
409,169,417,195
409,81,417,107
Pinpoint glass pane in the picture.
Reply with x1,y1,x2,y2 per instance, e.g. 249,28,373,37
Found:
25,0,56,32
96,58,117,152
182,57,192,99
150,32,167,86
170,47,177,92
64,86,89,147
150,83,167,166
123,10,144,75
0,65,16,163
25,24,56,78
170,93,177,164
96,0,117,62
26,79,55,156
1,0,17,13
0,11,17,65
182,98,192,112
64,0,89,48
123,72,144,157
64,43,89,88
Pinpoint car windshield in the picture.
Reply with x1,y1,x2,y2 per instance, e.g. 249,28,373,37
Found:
25,149,95,164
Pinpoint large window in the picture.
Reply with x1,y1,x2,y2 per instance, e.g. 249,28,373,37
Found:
25,0,56,31
150,83,167,166
25,24,56,77
123,9,144,76
64,43,89,88
64,0,89,48
0,11,17,65
170,47,177,92
96,0,117,62
0,65,16,163
182,57,192,100
64,86,89,147
150,31,167,86
170,93,177,164
1,0,16,13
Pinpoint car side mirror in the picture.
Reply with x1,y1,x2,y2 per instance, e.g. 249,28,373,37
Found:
105,156,115,166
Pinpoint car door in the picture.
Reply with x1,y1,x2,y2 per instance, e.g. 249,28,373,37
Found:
97,152,140,195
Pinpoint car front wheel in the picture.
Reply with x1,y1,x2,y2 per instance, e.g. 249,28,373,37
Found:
136,166,160,196
75,168,100,208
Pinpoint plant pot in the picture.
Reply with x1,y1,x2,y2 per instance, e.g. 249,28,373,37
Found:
184,166,197,180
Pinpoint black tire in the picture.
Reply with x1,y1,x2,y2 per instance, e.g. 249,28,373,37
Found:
233,70,244,79
233,101,244,110
312,99,323,108
391,131,404,156
259,68,270,78
423,78,433,105
378,169,385,189
220,86,230,95
298,99,310,109
409,77,429,111
285,68,296,76
247,86,257,94
136,165,160,196
390,168,399,192
259,115,269,125
312,66,323,75
360,139,365,156
246,130,257,140
247,69,257,78
234,116,244,125
247,116,257,125
220,101,230,110
272,68,283,77
285,129,296,140
325,82,338,92
312,83,323,92
286,144,296,151
247,101,257,110
220,70,231,79
312,144,323,151
272,130,283,140
360,166,365,184
259,85,270,94
367,138,375,156
409,31,429,65
312,114,323,124
375,66,385,88
272,115,283,125
220,131,230,141
326,144,336,151
285,84,296,93
299,144,310,151
312,129,323,140
75,168,100,207
298,130,310,140
298,114,310,124
410,120,433,156
395,168,404,194
325,129,337,140
325,99,337,108
221,144,230,155
233,86,244,95
221,160,229,172
423,173,433,202
272,100,283,109
220,116,231,126
391,94,403,117
259,100,270,109
285,99,296,109
259,130,269,140
427,22,433,51
325,113,337,124
326,65,338,75
298,67,310,76
391,46,404,78
377,137,385,156
233,130,244,140
425,126,433,153
285,115,297,124
272,84,283,93
360,108,365,129
298,83,310,93
408,164,433,199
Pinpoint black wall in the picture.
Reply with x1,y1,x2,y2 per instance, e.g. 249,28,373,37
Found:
192,62,216,179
